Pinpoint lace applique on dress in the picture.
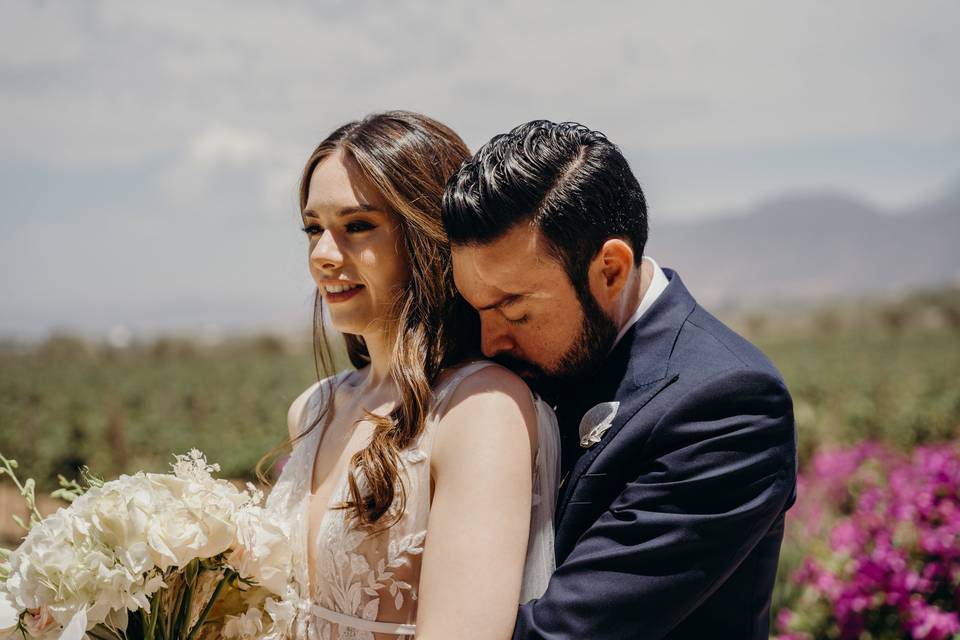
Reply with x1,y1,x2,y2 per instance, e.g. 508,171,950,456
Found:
306,445,429,639
265,362,559,638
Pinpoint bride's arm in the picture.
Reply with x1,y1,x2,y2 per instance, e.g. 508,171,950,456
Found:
415,366,539,640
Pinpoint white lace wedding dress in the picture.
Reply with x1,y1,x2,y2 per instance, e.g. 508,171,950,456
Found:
265,360,560,639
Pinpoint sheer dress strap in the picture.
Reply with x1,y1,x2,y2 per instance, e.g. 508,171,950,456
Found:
415,360,500,443
429,360,503,416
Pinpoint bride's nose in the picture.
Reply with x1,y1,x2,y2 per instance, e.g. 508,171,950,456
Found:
311,229,343,272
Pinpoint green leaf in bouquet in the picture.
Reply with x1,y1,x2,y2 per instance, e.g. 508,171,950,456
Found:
50,466,105,503
157,606,170,640
184,558,201,586
0,452,43,525
236,574,259,589
0,547,10,581
175,559,202,635
21,477,34,499
10,514,27,532
141,588,163,640
52,473,85,502
79,465,105,489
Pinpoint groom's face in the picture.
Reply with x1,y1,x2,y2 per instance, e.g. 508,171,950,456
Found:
452,225,615,396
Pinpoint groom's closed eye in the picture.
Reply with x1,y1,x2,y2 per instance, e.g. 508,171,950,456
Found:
476,292,526,312
478,295,530,325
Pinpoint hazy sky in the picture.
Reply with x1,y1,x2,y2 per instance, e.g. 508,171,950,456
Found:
2,1,959,338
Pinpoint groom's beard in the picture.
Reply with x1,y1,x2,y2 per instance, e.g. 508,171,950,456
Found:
493,292,618,403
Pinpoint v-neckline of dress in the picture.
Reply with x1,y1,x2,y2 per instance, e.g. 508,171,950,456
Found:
302,372,356,598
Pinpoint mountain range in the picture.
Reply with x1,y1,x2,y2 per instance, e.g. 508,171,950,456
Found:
645,179,960,309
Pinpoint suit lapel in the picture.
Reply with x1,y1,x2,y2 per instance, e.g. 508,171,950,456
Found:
554,268,695,525
555,374,679,522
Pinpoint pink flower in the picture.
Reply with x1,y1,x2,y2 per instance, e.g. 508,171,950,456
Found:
783,443,960,638
907,598,960,640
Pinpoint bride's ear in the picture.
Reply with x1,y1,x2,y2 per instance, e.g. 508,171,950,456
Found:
588,238,634,304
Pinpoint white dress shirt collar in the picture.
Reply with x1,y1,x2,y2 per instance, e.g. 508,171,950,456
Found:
610,256,669,350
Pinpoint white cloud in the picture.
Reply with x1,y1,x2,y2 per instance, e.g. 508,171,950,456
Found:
2,0,957,166
186,126,270,167
2,0,959,334
158,124,302,217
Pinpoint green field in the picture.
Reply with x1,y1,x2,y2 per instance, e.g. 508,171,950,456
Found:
0,335,322,491
760,328,960,460
2,322,957,490
0,329,960,488
1,301,958,624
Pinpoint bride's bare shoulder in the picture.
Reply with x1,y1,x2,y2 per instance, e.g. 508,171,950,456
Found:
431,361,539,468
285,370,352,439
441,361,532,410
286,382,319,440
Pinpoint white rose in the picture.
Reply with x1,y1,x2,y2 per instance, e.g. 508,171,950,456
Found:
145,505,210,570
143,474,241,569
226,508,292,595
86,474,154,552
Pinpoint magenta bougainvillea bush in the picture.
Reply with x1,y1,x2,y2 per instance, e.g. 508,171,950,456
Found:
775,442,960,640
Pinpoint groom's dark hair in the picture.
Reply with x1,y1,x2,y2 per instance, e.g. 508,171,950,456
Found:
441,120,648,294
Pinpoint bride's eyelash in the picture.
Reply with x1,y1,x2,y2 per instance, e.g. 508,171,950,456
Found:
345,221,375,233
300,221,376,236
507,315,529,325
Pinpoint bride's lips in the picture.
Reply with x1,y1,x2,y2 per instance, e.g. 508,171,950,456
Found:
324,284,365,303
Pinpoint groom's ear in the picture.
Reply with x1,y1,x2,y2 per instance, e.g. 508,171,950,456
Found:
589,238,634,304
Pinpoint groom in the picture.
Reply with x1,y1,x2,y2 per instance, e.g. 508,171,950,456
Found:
441,120,797,639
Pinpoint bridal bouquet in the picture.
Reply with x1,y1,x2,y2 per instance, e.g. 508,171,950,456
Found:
0,450,299,640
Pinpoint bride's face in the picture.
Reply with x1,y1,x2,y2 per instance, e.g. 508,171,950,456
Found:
301,150,410,337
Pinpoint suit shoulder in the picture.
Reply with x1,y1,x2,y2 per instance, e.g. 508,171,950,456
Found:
673,305,784,383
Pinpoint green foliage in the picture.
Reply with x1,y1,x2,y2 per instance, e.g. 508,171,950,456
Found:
1,324,956,487
1,321,957,629
51,465,104,502
0,336,324,491
754,316,960,627
756,328,960,470
0,453,43,529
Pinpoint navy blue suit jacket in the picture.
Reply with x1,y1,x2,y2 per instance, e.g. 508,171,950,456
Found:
513,268,798,639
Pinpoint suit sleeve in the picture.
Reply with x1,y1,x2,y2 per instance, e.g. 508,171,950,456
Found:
512,367,797,639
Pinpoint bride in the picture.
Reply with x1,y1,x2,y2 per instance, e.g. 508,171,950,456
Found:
263,111,560,639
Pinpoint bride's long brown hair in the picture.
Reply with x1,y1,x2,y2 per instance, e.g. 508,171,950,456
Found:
261,111,477,532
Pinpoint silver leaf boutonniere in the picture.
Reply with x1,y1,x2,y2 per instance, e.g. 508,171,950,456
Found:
578,401,620,448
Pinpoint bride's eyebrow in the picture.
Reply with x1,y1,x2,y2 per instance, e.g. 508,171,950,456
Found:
336,203,380,216
301,204,382,219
